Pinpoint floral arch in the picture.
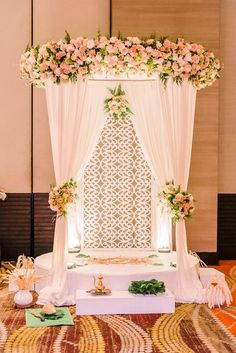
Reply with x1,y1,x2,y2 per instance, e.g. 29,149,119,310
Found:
20,33,230,308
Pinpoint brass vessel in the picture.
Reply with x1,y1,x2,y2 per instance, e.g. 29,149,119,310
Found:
88,275,111,295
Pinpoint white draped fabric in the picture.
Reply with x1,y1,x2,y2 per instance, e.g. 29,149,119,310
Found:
124,79,204,303
160,80,204,302
123,81,172,251
37,80,107,305
40,77,231,306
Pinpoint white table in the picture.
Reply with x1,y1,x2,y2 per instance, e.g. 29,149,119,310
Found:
76,289,175,315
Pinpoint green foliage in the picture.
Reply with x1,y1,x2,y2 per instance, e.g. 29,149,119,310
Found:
40,309,65,320
159,36,168,45
117,31,125,40
152,263,164,266
64,30,71,44
104,84,133,120
128,279,165,295
76,253,90,258
148,254,159,258
97,29,102,39
173,76,183,85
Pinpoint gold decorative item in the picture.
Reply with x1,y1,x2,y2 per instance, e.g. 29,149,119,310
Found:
87,275,111,295
31,311,45,321
0,255,44,307
89,256,150,265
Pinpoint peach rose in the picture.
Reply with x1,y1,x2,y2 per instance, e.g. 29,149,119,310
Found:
41,303,56,315
39,62,48,72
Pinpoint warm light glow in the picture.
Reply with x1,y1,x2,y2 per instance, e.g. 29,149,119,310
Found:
67,206,82,249
156,209,172,251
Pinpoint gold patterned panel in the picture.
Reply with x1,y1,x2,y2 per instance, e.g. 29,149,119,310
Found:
83,115,152,249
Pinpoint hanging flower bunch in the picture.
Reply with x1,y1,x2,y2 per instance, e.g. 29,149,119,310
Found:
158,182,195,223
48,178,78,218
104,84,133,120
20,32,221,89
0,187,6,200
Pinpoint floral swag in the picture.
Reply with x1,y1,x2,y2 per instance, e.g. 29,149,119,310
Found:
158,182,195,223
104,84,133,120
20,32,221,89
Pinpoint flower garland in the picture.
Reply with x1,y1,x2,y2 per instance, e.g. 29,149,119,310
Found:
20,32,221,89
158,182,195,223
104,84,133,120
48,178,78,219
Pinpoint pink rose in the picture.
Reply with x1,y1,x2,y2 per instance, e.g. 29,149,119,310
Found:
60,62,71,74
54,68,61,76
125,40,132,47
156,41,162,48
192,54,200,64
66,44,75,52
59,42,67,51
127,36,141,45
184,53,192,62
191,43,199,52
106,45,114,54
109,36,118,44
49,62,57,71
183,204,190,215
146,39,154,45
177,56,185,66
183,63,192,73
163,39,172,49
172,62,180,71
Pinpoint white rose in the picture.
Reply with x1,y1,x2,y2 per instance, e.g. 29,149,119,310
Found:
0,190,6,200
87,39,95,49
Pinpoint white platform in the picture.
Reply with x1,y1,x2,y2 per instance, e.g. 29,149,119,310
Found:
76,289,175,315
35,249,199,295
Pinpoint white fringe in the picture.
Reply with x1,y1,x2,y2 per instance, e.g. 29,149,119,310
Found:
205,277,233,309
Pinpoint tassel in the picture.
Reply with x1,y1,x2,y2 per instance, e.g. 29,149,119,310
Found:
205,277,232,309
189,251,207,268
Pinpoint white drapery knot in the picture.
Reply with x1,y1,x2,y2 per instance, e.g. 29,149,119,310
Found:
48,178,79,219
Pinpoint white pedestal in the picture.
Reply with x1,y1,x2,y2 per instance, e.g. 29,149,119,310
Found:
199,267,225,288
76,289,175,315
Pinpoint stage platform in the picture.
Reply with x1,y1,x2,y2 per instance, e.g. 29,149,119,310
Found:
34,249,200,295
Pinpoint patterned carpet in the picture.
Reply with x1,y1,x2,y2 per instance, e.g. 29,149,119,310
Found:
0,261,235,353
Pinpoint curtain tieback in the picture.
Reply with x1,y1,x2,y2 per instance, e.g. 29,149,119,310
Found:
158,181,195,224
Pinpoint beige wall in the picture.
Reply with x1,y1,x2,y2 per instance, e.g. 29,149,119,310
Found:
0,0,109,193
33,0,110,192
219,0,236,193
113,0,220,252
0,0,235,252
0,1,31,192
